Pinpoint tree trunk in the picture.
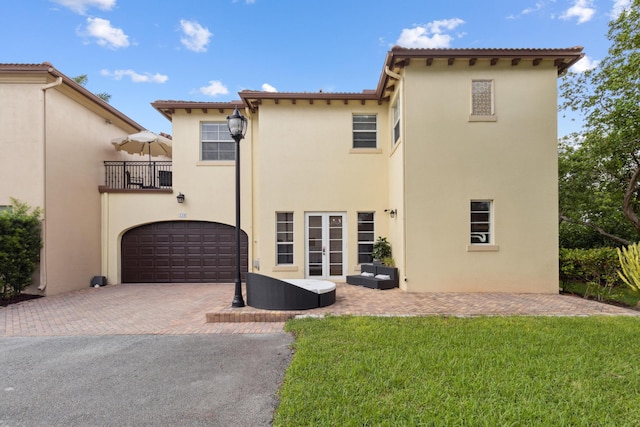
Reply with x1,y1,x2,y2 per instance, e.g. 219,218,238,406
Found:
623,165,640,236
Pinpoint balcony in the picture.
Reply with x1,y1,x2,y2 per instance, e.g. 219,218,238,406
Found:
99,161,172,193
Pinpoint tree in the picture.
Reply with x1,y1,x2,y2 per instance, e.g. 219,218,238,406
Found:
559,1,640,246
72,74,111,103
0,199,43,299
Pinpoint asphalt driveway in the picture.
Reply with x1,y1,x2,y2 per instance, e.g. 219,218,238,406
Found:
1,334,293,426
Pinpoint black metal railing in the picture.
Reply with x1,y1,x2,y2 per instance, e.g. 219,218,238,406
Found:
104,161,172,189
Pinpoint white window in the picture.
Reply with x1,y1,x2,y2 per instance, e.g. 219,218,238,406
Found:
392,101,401,144
471,80,494,116
470,201,492,244
352,115,377,148
276,212,294,264
357,212,375,264
201,122,235,161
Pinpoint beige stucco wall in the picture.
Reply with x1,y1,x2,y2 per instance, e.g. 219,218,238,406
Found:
101,61,560,293
1,74,139,295
0,77,46,210
401,61,559,293
101,108,254,284
253,101,390,280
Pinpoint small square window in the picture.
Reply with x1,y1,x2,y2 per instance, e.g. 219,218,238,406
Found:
471,80,494,116
353,115,377,148
201,122,235,161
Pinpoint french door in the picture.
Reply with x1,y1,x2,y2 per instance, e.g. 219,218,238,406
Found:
305,213,346,280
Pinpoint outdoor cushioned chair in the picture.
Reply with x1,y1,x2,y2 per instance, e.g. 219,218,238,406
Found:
246,272,336,310
125,171,143,188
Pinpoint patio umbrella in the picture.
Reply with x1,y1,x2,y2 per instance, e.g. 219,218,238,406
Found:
111,130,172,159
111,131,172,188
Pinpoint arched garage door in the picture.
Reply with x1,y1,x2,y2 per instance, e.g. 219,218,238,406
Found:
121,221,248,283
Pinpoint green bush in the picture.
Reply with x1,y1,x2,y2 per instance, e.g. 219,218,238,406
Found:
0,199,43,299
616,243,640,296
372,236,392,263
559,247,623,301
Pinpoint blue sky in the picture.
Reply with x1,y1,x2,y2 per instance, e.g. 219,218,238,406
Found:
1,0,630,136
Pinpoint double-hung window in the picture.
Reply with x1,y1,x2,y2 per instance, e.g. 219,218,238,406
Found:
201,122,235,161
357,212,375,263
392,101,401,144
352,115,377,148
470,201,492,244
276,212,294,265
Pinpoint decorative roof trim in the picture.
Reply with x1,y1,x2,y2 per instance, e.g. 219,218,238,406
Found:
376,46,584,97
151,100,245,121
151,46,585,119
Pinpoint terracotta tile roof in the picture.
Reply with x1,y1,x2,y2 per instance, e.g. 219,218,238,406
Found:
151,46,585,118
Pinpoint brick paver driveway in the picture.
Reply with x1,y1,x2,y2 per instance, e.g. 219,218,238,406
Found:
1,283,638,336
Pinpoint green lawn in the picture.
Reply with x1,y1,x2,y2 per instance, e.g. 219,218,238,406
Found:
274,316,640,426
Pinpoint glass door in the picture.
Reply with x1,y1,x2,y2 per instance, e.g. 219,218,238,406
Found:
305,213,346,280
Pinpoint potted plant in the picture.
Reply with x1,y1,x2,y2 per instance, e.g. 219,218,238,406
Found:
372,236,393,266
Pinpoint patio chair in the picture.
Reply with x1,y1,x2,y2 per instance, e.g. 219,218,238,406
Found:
158,170,172,187
125,171,143,188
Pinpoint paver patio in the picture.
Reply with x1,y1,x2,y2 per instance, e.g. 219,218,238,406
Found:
1,282,638,336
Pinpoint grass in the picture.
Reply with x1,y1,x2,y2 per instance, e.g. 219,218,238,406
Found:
274,316,640,426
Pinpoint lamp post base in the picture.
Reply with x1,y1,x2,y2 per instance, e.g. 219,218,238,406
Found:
232,279,245,308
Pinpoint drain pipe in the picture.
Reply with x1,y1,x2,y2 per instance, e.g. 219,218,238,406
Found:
38,75,63,291
385,66,402,80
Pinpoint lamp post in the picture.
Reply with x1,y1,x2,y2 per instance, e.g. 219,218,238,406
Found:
227,106,248,307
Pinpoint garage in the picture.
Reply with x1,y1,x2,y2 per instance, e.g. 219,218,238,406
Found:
121,221,248,283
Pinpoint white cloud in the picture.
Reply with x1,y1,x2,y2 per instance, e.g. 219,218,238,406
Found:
570,55,600,73
396,18,465,48
261,83,277,92
101,69,168,83
84,17,129,49
560,0,596,24
610,0,631,18
200,80,229,97
180,19,212,53
51,0,115,15
522,1,545,15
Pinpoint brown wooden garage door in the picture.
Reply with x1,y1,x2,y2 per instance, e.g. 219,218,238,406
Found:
121,221,248,283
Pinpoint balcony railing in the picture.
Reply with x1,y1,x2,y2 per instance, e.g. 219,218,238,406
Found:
103,161,172,190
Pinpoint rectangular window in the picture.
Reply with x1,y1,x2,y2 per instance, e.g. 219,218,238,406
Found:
276,212,294,265
470,201,492,244
201,122,235,161
357,212,375,264
352,115,377,148
471,80,494,116
392,102,401,144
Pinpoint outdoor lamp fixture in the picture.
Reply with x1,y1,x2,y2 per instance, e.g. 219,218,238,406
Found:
176,193,185,204
384,209,397,218
227,106,248,308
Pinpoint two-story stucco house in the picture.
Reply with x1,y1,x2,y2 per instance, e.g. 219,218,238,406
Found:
97,46,584,294
0,63,144,295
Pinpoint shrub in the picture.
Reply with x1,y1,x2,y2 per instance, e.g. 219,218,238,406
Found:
0,199,43,299
616,243,640,296
372,236,392,264
559,247,622,301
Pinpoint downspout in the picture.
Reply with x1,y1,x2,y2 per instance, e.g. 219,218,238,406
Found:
384,65,408,287
38,76,63,291
384,66,402,81
245,106,258,272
